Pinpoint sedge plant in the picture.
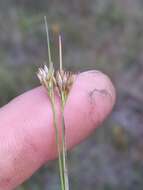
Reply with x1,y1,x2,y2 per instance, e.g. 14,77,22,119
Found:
37,16,74,190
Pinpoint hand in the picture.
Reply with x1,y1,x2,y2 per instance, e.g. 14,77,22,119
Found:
0,71,115,190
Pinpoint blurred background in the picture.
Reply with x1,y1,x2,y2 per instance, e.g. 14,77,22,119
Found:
0,0,143,189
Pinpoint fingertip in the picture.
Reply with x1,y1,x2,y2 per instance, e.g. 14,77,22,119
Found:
65,70,116,147
77,70,116,105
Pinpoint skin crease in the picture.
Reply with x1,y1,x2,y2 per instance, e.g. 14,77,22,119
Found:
0,70,116,190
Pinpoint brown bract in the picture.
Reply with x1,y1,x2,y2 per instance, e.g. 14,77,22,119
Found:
37,65,56,90
56,70,74,99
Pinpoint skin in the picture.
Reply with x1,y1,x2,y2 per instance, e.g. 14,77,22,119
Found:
0,71,116,190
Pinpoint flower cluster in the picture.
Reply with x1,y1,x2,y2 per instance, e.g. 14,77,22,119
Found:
56,70,74,99
37,65,56,88
37,65,74,100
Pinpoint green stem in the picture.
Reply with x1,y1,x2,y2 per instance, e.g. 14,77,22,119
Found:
49,89,65,190
61,92,70,190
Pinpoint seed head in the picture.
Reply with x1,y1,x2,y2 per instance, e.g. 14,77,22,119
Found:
56,69,74,97
37,64,56,90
